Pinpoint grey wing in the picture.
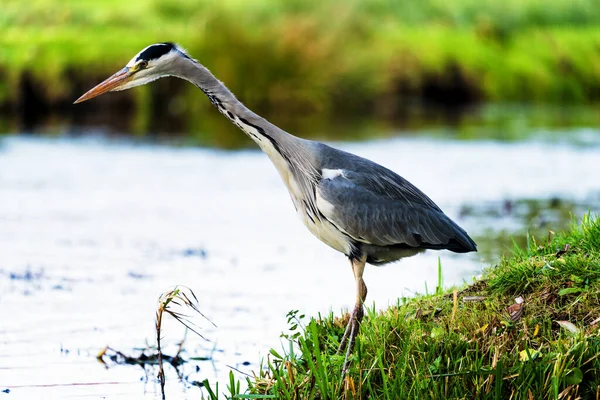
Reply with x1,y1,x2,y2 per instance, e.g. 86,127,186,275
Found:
316,168,476,252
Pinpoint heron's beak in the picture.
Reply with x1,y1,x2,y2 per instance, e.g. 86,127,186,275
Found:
74,67,133,104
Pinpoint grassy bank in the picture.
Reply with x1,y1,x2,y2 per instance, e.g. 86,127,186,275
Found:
215,214,600,399
2,0,600,122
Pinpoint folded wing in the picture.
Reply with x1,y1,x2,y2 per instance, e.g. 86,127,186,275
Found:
316,167,476,253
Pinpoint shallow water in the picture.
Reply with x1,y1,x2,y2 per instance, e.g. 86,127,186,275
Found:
1,131,599,398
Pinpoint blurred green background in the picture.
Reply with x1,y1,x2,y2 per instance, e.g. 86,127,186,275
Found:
1,0,599,146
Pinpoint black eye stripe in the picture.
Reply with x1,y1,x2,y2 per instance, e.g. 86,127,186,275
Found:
136,43,174,62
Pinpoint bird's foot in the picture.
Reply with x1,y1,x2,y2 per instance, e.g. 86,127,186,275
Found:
337,305,364,374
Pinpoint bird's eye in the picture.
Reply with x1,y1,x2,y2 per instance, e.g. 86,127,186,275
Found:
138,61,148,69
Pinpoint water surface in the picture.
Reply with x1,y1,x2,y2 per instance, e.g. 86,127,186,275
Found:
1,128,599,398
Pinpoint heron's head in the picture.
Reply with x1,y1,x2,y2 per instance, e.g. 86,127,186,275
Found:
74,42,191,104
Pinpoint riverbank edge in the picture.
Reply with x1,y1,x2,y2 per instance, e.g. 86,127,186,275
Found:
215,214,600,399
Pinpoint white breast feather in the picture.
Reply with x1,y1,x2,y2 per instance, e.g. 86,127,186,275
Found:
309,187,352,254
232,122,352,255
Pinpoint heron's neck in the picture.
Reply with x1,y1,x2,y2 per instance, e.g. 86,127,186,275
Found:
175,58,320,214
176,60,299,157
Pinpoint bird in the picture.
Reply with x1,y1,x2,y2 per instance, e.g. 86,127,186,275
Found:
75,42,477,372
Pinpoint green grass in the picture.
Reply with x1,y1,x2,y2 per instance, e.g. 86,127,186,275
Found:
1,0,600,117
211,214,600,399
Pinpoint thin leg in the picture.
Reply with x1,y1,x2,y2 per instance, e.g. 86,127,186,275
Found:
337,255,367,374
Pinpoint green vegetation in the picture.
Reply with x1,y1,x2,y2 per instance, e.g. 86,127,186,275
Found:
210,214,600,399
2,0,600,119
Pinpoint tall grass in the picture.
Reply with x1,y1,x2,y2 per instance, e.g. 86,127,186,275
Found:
229,214,600,399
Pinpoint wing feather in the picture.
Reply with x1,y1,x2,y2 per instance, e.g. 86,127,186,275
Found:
316,167,476,252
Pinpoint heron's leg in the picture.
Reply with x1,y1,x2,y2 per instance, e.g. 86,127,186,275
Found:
338,255,367,373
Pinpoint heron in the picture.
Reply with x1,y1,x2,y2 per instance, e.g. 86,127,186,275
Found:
75,42,477,372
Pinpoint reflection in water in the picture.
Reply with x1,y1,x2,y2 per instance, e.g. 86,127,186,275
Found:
2,101,600,149
0,131,599,397
461,196,600,261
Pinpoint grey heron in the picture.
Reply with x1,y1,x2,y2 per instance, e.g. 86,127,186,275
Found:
75,42,477,372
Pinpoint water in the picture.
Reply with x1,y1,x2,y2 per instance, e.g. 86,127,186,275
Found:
1,129,599,399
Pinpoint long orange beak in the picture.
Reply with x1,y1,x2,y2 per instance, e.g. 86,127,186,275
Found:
74,67,133,104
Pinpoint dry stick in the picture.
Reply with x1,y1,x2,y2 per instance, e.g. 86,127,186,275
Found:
226,364,253,378
451,290,458,323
